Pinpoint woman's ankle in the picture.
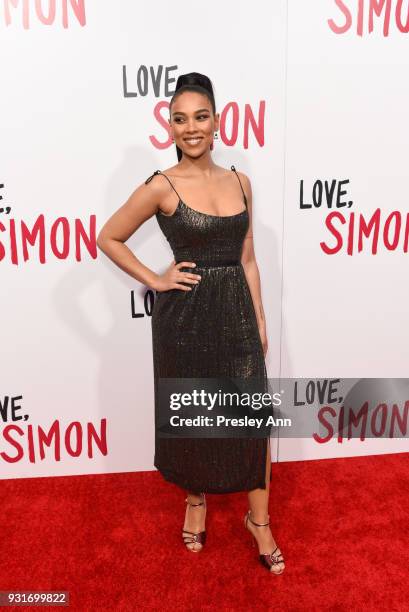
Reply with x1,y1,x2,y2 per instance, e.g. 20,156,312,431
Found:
186,491,204,504
248,509,269,525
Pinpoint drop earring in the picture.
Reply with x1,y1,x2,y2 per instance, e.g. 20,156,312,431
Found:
210,131,218,151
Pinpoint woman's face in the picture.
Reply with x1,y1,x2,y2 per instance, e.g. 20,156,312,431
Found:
169,91,219,158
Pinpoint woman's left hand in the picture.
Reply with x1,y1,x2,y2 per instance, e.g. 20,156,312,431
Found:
259,325,268,357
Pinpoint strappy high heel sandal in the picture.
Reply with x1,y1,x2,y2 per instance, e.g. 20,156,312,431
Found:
182,493,207,552
244,510,285,574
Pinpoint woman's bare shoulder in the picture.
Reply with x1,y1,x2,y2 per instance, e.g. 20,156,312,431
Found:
141,169,177,208
215,163,250,183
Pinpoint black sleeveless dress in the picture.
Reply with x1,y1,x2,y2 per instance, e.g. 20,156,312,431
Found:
145,165,269,494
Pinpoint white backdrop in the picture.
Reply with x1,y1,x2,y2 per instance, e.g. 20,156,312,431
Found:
1,0,407,481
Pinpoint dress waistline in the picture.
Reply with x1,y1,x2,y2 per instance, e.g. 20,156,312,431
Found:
176,259,241,269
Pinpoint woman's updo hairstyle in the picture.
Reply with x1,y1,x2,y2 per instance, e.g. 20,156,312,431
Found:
169,72,216,162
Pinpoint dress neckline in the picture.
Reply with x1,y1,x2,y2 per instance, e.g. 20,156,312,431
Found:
158,198,248,219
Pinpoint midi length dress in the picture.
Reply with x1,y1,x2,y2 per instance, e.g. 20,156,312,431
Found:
146,165,269,494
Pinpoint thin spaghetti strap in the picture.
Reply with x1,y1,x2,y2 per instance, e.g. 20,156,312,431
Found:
145,169,182,201
230,165,247,207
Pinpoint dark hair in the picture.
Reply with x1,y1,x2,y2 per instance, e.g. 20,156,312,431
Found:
169,72,216,162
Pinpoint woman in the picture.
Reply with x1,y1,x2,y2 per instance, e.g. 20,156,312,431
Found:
96,72,285,575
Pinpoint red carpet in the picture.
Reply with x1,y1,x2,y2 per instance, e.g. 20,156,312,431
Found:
1,453,408,611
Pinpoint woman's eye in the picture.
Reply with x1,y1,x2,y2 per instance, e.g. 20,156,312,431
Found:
173,115,209,123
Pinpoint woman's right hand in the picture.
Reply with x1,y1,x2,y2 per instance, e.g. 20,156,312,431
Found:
153,260,202,292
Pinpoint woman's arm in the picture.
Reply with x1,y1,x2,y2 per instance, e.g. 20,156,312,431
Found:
239,172,268,357
96,178,164,289
97,178,201,293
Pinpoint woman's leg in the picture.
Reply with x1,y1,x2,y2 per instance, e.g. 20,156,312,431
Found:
183,490,206,552
246,439,285,572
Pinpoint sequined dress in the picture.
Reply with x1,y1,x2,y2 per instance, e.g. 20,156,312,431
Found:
146,165,269,494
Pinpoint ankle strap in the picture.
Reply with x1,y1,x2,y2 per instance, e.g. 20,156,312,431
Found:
247,510,270,527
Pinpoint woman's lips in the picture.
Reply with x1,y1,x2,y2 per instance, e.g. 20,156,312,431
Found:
184,138,203,146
